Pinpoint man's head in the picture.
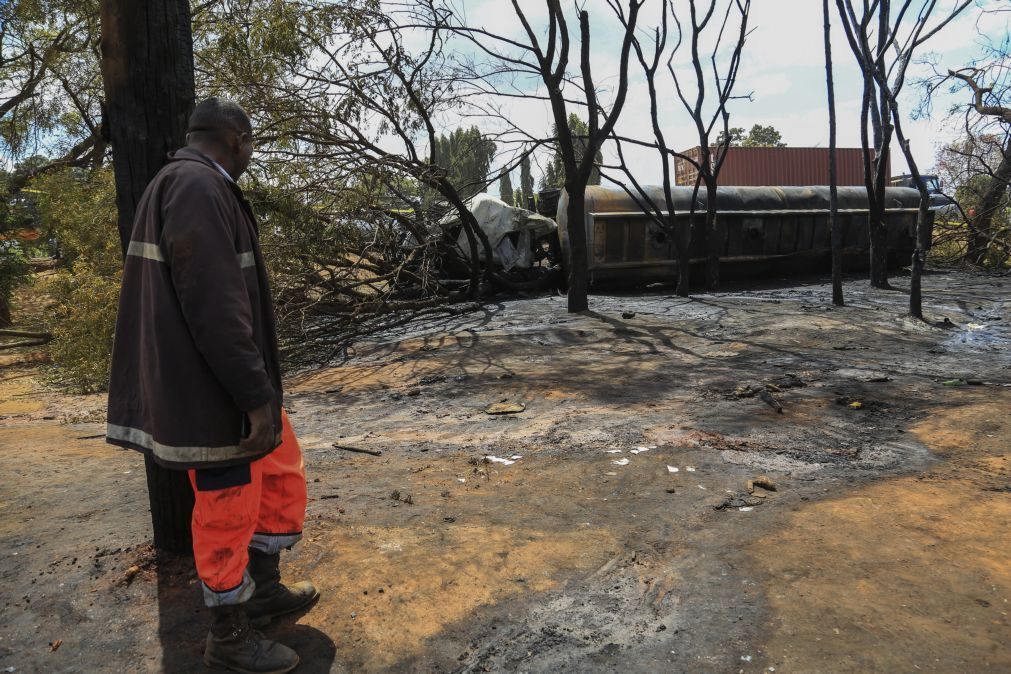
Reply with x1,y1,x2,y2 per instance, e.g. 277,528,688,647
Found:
186,98,254,180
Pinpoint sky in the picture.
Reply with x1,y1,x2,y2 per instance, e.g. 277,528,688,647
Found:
436,0,1009,186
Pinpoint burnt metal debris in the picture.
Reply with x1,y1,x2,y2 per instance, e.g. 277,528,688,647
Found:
555,185,930,286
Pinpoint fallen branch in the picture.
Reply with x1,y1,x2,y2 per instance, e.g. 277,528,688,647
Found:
0,339,51,350
332,443,383,456
0,329,53,340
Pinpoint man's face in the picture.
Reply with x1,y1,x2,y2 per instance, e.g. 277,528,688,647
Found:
231,129,254,178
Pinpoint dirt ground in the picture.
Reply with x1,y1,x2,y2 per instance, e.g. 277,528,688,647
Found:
1,268,1009,673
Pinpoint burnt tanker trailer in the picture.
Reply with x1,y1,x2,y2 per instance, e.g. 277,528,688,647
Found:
553,185,930,285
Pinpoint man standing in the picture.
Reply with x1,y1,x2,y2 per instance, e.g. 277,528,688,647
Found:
107,98,317,674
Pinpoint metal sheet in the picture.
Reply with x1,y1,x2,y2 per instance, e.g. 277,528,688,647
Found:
674,147,890,187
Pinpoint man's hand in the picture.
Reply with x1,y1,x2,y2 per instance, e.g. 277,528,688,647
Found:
239,402,280,453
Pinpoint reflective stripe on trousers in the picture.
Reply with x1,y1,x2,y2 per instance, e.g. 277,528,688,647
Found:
187,410,307,607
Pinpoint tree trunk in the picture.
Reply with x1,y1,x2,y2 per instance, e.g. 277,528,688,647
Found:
100,0,196,554
100,0,195,254
909,195,930,319
965,137,1011,265
705,181,720,291
824,0,844,306
565,184,590,312
869,141,891,288
0,297,11,328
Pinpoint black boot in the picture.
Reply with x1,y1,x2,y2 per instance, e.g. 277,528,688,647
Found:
245,549,320,628
204,603,299,674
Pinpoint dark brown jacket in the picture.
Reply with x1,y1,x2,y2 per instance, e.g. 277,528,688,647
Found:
106,148,282,469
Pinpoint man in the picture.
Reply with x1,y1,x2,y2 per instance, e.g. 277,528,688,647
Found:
106,98,317,674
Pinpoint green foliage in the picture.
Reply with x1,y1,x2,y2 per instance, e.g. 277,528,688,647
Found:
31,167,120,391
0,243,32,326
520,154,535,204
499,170,514,205
32,168,120,275
45,265,119,392
432,127,496,200
541,114,602,189
717,124,787,148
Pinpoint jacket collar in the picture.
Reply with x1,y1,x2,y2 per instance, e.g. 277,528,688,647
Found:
169,147,248,197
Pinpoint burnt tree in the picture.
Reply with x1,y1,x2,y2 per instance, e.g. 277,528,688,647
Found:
824,0,843,306
950,69,1011,266
100,0,196,553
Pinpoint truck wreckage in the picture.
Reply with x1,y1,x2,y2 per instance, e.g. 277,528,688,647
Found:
442,186,932,288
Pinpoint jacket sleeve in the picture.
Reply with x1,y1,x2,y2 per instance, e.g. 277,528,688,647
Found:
160,174,276,413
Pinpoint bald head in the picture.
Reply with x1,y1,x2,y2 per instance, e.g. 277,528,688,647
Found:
186,98,254,180
188,97,252,140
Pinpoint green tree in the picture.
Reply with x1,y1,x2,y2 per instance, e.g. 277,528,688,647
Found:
541,114,603,189
520,153,535,205
433,126,496,200
717,124,786,147
716,127,746,146
499,169,514,205
31,167,120,392
742,124,786,147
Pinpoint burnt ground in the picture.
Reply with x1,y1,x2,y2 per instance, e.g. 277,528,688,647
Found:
0,268,1009,673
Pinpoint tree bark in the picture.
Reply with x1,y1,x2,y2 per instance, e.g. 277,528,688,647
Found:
100,0,196,554
965,136,1011,265
824,0,844,306
704,179,720,290
100,0,195,254
564,183,590,312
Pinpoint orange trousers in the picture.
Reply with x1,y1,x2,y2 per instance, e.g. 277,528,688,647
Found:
187,410,307,606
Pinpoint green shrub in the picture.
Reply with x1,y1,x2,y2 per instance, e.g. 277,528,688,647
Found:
0,244,32,326
32,169,120,391
45,265,120,392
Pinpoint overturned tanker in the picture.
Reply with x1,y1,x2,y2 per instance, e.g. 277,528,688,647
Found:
555,185,930,285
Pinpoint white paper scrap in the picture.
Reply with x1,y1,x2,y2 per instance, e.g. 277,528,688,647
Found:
485,456,515,465
739,506,754,512
685,466,696,472
510,455,523,460
667,465,679,473
606,449,623,454
457,478,466,483
612,458,630,466
697,484,706,490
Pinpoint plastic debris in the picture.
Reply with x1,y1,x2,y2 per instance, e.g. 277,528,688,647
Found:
697,485,706,490
741,655,753,662
457,478,466,483
848,401,864,409
942,379,967,387
630,447,650,455
485,401,526,414
485,456,515,465
606,449,623,454
510,455,523,460
739,507,754,512
747,475,777,494
667,466,679,473
612,458,630,466
685,466,696,472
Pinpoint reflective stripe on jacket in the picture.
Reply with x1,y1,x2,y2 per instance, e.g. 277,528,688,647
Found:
106,148,283,469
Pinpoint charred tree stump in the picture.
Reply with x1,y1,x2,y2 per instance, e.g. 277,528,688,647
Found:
100,0,196,554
